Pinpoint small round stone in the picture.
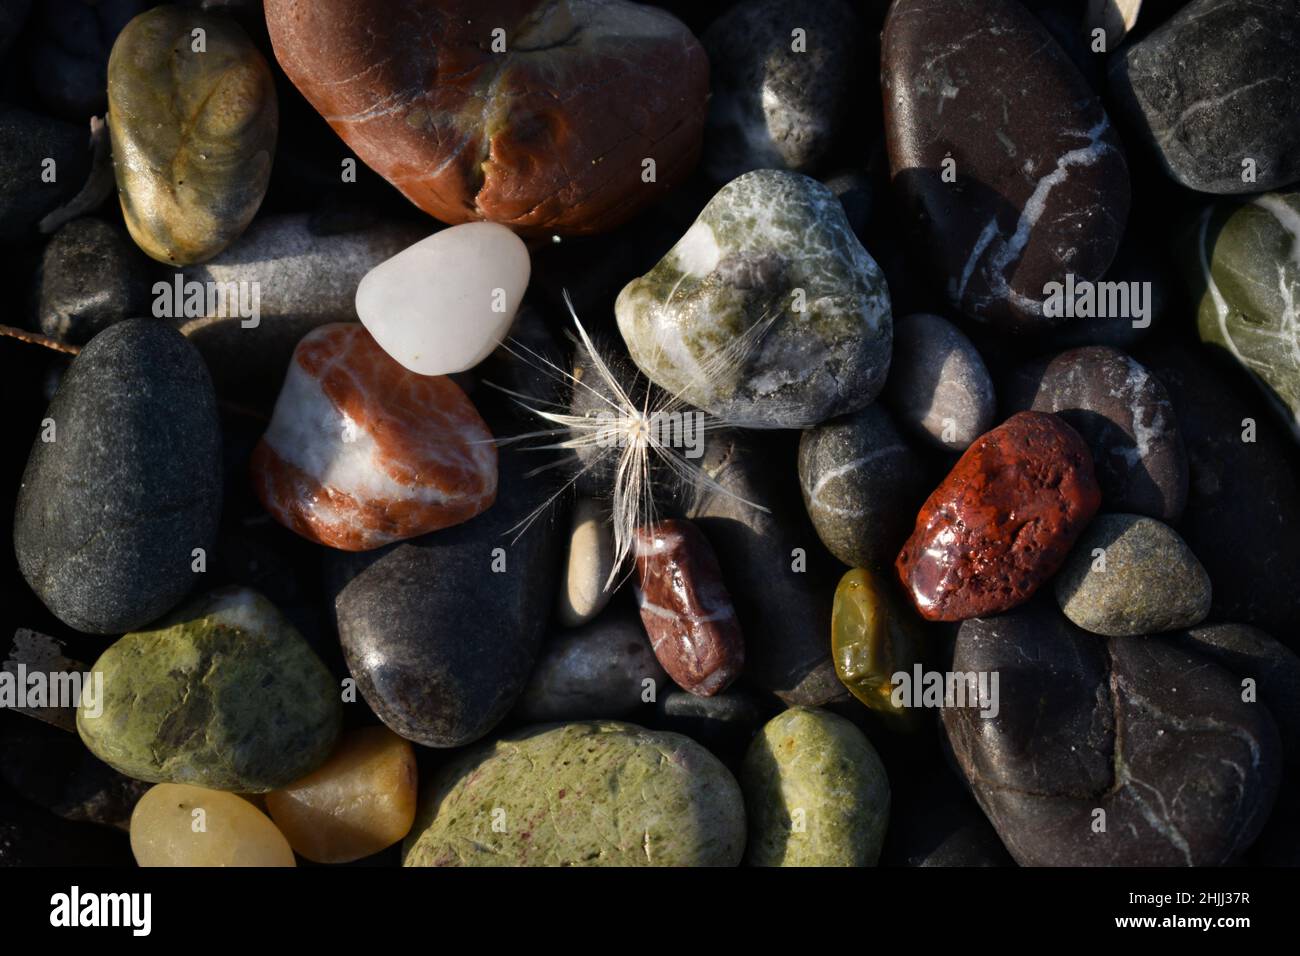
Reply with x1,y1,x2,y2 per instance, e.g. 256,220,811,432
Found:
35,217,150,345
741,707,890,867
831,568,926,725
265,726,417,864
355,223,531,375
130,783,295,867
1055,513,1212,637
556,498,616,627
884,313,995,451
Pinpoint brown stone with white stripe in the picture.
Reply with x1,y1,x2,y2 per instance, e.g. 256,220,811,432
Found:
633,519,744,697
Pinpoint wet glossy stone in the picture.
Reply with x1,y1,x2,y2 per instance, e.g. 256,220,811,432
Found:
1110,0,1300,194
331,448,564,748
896,411,1101,621
516,607,665,723
741,707,890,867
251,324,497,551
77,587,342,792
798,403,929,571
265,726,418,864
403,721,746,866
108,6,277,264
944,600,1281,866
1187,191,1300,440
633,519,745,698
1006,346,1188,521
131,783,295,867
702,0,858,181
882,0,1129,330
885,313,996,451
831,568,927,725
1055,514,1211,637
616,169,893,428
15,320,221,634
265,0,707,236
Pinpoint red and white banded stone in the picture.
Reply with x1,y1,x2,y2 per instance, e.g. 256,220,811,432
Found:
251,323,497,551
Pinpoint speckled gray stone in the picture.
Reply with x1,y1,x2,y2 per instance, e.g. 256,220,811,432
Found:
798,403,929,571
1110,0,1300,194
741,707,890,867
1005,346,1188,522
616,169,892,428
35,217,151,345
516,607,665,723
14,319,222,634
1055,513,1211,637
403,721,746,866
702,0,858,182
884,313,995,451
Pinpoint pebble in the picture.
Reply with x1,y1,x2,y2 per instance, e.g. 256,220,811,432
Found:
131,784,296,867
77,587,342,792
1177,623,1300,764
14,320,222,634
355,223,531,376
882,0,1130,330
884,313,996,451
331,448,564,748
516,607,664,723
108,6,277,263
1055,513,1212,637
798,404,929,572
653,687,766,764
944,599,1280,866
1110,0,1300,194
265,726,417,865
556,498,617,627
251,323,498,551
702,0,858,181
174,213,425,397
0,106,91,241
34,217,150,345
633,519,745,698
1187,191,1300,439
1148,344,1300,636
616,169,893,428
896,411,1101,621
264,0,708,235
683,430,846,706
741,707,890,867
831,568,927,725
402,721,746,866
1005,346,1188,522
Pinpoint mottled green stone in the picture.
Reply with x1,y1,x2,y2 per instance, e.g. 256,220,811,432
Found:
615,169,892,428
77,587,341,793
108,6,277,264
1189,190,1300,441
402,721,746,866
741,707,890,867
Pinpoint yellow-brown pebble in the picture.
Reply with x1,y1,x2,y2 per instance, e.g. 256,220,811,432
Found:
130,783,295,867
265,726,418,864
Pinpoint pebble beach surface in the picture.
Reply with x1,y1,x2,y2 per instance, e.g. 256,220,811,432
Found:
1,0,1298,872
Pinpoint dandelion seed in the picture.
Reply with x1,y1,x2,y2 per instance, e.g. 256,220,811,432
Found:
491,292,772,591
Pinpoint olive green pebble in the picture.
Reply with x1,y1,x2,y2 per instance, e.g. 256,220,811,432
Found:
402,721,746,866
741,707,890,867
108,6,277,264
77,587,341,793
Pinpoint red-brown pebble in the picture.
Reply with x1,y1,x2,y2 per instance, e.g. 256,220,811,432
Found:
895,411,1101,621
633,519,744,697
